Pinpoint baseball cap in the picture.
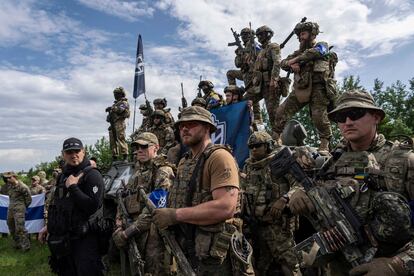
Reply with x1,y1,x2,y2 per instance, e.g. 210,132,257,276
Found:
62,137,84,151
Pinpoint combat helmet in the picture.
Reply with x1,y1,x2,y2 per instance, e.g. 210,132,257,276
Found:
294,22,320,36
198,80,214,89
248,131,275,152
139,104,147,110
153,98,167,107
224,85,244,99
191,97,207,107
152,109,166,118
241,27,254,35
256,25,274,36
113,86,126,97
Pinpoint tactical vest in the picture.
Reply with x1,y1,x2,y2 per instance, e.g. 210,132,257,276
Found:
169,144,240,263
47,166,97,236
244,153,290,222
111,98,130,122
203,90,224,110
124,155,174,216
254,42,278,83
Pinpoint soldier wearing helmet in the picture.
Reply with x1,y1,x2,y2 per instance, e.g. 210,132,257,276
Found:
198,80,224,110
153,98,175,128
191,97,206,108
224,85,244,105
241,131,300,275
131,101,154,141
149,110,175,155
287,90,414,275
246,25,281,134
106,86,130,161
274,21,338,153
227,27,262,124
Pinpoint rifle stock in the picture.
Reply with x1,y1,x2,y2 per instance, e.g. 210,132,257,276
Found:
138,188,196,276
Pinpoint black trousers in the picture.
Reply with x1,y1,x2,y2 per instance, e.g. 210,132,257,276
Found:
52,233,104,276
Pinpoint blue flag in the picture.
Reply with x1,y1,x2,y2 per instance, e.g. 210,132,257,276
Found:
210,101,250,168
133,34,145,98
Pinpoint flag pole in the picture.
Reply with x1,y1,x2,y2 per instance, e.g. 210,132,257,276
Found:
132,99,137,132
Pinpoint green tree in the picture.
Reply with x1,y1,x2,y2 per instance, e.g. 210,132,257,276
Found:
85,136,112,171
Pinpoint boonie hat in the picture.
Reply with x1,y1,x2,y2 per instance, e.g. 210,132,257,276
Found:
174,106,217,133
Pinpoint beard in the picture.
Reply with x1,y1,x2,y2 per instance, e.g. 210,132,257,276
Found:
299,38,313,51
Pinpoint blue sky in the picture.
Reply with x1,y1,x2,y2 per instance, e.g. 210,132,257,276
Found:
1,0,414,172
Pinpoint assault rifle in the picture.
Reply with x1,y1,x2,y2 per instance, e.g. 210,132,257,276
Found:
138,188,196,276
117,187,145,276
270,147,377,267
197,75,202,98
227,28,243,52
180,82,187,111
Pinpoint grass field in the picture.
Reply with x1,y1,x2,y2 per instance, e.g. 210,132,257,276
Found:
0,235,53,276
0,235,121,275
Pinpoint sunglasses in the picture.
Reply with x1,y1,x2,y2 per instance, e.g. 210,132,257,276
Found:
178,121,200,130
332,108,367,123
248,143,265,149
135,144,149,150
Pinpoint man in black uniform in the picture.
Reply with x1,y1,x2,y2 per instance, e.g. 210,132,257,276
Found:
38,137,104,276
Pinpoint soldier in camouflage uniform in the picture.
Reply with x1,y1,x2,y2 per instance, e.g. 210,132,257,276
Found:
152,106,254,275
37,170,49,187
191,97,207,108
30,175,46,195
227,28,262,124
106,86,130,161
149,110,176,155
241,131,300,275
248,25,281,134
198,80,225,110
112,132,175,275
224,85,244,105
274,22,337,152
154,98,175,128
288,90,414,275
131,102,153,141
3,171,32,251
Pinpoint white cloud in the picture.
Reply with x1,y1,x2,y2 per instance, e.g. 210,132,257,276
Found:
77,0,155,21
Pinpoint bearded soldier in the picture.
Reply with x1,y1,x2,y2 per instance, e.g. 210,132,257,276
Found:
106,87,130,161
152,106,254,275
149,110,176,155
241,131,300,275
274,22,337,153
248,25,281,134
154,98,175,128
3,171,31,251
288,90,414,275
112,132,175,275
198,80,225,110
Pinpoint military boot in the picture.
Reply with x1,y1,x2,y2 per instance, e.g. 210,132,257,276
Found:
272,132,283,146
319,138,330,155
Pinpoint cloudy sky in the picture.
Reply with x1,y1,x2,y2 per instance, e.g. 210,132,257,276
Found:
1,0,413,172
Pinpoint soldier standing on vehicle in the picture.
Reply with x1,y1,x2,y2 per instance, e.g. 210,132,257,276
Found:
241,131,300,275
106,86,130,161
3,171,32,251
288,90,414,275
248,25,281,134
274,22,337,153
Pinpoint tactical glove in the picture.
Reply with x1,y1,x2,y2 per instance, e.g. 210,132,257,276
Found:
269,197,287,219
349,257,407,276
105,107,112,112
112,228,127,249
152,208,178,230
289,189,315,215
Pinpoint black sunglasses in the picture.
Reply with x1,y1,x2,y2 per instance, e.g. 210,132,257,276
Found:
248,143,265,149
135,144,149,150
332,108,367,123
64,149,81,154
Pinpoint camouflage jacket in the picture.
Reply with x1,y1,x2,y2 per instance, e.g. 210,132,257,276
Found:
108,98,130,123
149,124,176,155
163,108,175,127
30,185,46,195
8,180,31,207
235,41,257,73
254,41,280,81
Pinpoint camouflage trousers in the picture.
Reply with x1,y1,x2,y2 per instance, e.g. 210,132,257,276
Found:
251,223,300,275
109,121,128,157
245,82,280,131
227,69,262,124
7,204,30,250
275,82,332,139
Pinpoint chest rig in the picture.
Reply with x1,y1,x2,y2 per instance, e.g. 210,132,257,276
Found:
244,153,290,220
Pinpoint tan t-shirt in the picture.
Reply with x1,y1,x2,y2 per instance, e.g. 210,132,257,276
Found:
202,148,240,192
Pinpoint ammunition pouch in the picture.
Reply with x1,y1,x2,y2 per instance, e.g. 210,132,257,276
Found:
124,193,141,215
48,234,71,258
279,77,291,97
